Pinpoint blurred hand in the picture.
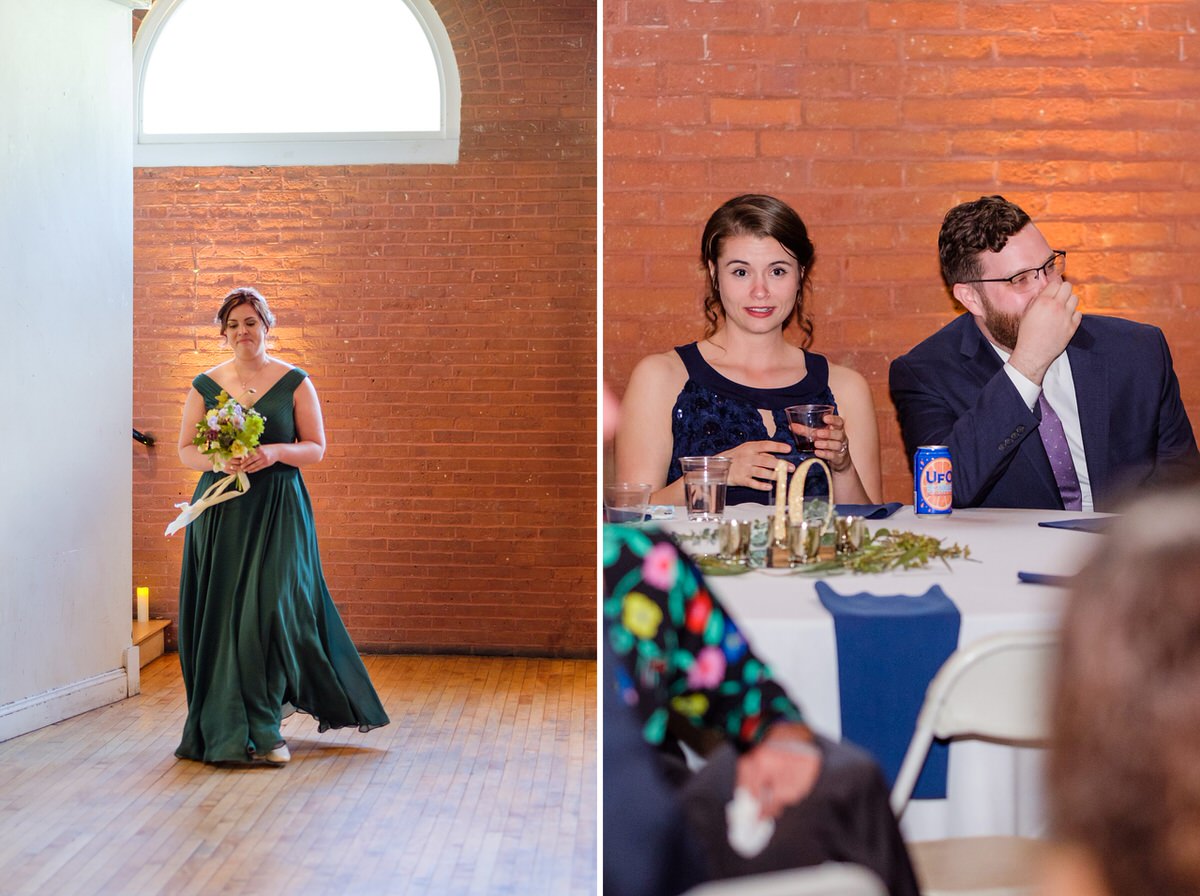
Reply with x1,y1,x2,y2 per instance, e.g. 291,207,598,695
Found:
736,722,822,819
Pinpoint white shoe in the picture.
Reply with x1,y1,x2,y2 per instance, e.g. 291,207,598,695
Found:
262,744,290,765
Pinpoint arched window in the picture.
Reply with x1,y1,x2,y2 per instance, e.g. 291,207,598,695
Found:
133,0,460,166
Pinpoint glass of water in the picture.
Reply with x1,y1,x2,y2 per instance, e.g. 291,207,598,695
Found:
679,456,732,521
603,482,652,524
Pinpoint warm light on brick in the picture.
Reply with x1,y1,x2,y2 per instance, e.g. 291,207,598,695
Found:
132,0,597,657
604,0,1200,503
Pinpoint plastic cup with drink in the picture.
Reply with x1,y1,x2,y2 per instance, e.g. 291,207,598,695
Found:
679,455,732,521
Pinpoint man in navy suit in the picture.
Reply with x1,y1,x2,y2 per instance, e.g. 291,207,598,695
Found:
890,195,1200,511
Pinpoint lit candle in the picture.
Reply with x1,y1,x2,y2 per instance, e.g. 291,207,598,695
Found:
136,586,150,623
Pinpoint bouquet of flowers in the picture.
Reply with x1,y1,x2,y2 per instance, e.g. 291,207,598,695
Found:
165,392,268,536
195,390,266,474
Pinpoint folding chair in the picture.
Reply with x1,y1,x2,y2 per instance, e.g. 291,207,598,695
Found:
890,630,1056,896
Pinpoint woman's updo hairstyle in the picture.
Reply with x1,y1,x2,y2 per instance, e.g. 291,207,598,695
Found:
215,286,276,335
699,194,816,346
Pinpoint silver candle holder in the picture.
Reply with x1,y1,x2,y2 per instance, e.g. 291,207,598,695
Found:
717,519,753,565
787,519,825,565
834,515,866,555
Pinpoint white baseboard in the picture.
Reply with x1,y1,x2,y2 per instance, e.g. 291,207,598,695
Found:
125,645,141,696
0,669,131,744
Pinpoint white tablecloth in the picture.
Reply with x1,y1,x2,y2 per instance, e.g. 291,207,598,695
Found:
657,504,1109,842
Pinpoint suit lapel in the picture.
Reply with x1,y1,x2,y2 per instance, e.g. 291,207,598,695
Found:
957,316,1003,384
959,317,1062,506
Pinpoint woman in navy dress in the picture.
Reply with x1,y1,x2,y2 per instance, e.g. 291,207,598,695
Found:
616,195,882,506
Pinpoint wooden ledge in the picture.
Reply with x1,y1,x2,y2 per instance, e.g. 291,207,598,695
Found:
132,619,170,667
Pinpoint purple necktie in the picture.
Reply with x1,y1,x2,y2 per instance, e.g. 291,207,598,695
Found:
1038,393,1082,510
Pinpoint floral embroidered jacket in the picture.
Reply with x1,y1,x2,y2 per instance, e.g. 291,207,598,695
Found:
602,524,804,751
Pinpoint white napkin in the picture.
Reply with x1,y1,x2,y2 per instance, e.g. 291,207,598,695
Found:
725,787,775,857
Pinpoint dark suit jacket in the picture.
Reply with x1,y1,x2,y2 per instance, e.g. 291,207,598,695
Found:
889,313,1200,511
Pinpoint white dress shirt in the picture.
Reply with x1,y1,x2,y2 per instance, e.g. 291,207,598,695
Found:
992,346,1094,512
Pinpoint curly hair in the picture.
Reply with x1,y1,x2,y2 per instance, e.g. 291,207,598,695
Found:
937,195,1031,288
699,194,816,346
215,286,276,334
1050,483,1200,896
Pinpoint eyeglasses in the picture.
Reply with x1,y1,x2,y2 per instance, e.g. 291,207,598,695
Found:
963,250,1066,291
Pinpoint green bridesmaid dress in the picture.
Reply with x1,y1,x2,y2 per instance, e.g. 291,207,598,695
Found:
176,368,389,763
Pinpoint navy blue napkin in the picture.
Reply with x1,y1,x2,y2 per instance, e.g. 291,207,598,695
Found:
1038,517,1111,534
816,582,961,799
834,502,903,520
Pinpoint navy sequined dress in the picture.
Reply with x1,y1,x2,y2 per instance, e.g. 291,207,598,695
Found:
668,342,837,506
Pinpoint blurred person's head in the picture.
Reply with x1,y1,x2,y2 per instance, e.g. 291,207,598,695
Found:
1048,483,1200,896
604,383,620,442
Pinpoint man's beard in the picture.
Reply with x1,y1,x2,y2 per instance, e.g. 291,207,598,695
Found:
979,294,1021,351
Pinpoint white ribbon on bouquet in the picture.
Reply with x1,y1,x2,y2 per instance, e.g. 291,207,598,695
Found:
164,471,250,536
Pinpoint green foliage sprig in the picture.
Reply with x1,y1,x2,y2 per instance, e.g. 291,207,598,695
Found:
802,527,971,575
683,523,971,576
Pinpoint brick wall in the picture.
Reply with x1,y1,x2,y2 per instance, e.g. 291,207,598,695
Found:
132,0,597,656
604,0,1200,503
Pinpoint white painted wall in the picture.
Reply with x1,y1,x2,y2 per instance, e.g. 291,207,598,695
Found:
0,0,136,737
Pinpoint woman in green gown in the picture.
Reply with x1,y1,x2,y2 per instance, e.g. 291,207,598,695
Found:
174,287,389,765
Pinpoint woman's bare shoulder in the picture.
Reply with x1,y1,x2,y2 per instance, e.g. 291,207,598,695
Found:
827,361,878,422
827,359,870,393
627,348,688,389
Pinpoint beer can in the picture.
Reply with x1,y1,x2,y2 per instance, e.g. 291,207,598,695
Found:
914,446,953,516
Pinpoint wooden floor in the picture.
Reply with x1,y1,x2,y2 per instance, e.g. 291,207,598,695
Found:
0,654,596,895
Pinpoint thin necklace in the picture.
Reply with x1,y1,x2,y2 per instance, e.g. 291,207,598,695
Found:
235,357,270,396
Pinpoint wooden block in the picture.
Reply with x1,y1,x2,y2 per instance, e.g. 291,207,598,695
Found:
131,619,170,668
